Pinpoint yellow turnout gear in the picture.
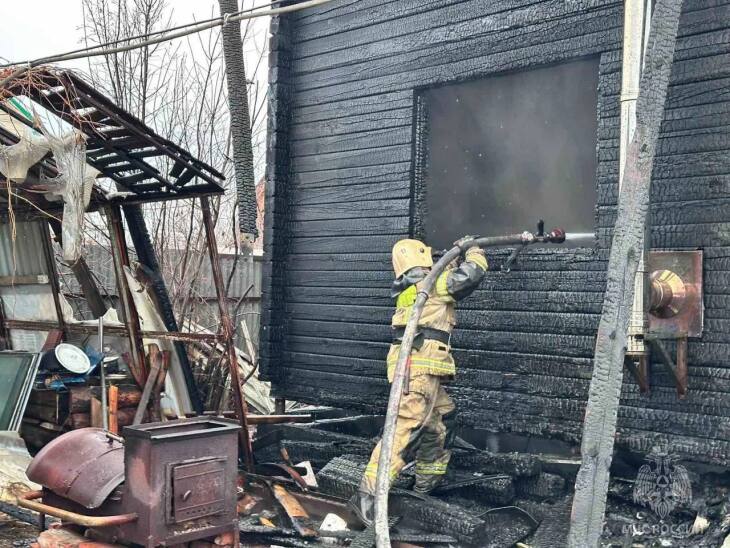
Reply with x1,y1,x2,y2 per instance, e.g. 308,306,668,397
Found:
360,243,487,495
360,374,455,495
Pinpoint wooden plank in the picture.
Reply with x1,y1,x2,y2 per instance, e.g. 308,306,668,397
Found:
90,397,103,428
290,180,411,206
286,304,602,335
290,107,413,140
24,403,68,424
108,385,119,434
69,407,138,430
0,275,49,286
293,1,617,77
290,199,410,222
292,27,620,107
28,389,69,409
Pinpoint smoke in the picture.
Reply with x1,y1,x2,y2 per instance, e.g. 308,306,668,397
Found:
423,58,600,249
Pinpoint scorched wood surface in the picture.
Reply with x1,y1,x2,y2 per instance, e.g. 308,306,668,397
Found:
261,0,730,465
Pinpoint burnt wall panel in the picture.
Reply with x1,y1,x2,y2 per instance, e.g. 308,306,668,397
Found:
262,0,730,465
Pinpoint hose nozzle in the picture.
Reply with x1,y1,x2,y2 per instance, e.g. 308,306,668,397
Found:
546,228,566,244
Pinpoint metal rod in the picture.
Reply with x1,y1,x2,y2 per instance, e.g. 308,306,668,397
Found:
38,221,66,336
676,337,688,398
17,491,137,528
2,319,222,342
200,196,254,471
99,316,108,431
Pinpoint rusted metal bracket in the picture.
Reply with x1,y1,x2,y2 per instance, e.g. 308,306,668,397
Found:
647,250,703,338
650,337,688,398
624,354,650,394
200,196,254,471
623,250,702,396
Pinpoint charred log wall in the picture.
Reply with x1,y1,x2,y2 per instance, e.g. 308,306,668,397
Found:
261,0,730,465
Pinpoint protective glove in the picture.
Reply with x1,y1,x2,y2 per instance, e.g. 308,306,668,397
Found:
465,247,488,271
453,235,479,251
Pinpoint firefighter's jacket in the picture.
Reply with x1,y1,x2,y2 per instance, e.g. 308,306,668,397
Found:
386,248,488,380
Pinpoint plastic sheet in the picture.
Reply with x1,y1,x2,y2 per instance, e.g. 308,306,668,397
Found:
39,131,97,263
0,132,50,181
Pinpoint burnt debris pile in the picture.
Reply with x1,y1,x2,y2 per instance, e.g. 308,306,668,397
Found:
249,414,730,547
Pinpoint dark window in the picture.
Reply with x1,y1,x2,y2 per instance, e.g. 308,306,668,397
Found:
420,58,599,250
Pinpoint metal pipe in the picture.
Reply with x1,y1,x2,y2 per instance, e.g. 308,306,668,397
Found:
99,316,108,431
200,196,254,472
374,228,565,547
622,0,653,359
17,491,138,528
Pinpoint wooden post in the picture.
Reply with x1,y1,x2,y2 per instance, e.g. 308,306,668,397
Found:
106,205,147,387
568,1,685,546
218,0,258,244
200,196,254,471
39,221,66,336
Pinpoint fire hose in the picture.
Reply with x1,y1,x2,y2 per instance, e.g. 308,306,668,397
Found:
374,224,566,547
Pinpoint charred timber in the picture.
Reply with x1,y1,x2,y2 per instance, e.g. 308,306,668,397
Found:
568,1,685,546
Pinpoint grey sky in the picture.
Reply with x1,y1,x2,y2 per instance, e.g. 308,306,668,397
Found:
0,1,269,80
0,0,270,180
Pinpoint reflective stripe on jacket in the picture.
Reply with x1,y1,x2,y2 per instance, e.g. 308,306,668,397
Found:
387,248,487,380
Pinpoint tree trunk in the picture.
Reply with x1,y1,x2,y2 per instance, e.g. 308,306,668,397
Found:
219,0,258,245
567,1,685,546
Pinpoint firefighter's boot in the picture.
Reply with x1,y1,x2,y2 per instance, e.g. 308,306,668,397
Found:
413,471,445,495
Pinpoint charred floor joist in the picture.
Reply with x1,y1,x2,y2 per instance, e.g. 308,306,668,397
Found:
261,0,730,467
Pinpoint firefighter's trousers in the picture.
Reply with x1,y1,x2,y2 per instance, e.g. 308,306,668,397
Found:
360,374,455,495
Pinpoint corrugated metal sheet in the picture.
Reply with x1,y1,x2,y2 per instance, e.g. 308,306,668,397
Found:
0,222,48,277
59,245,262,345
200,254,262,299
60,246,261,300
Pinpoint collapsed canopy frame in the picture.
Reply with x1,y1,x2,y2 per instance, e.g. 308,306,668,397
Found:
0,67,225,208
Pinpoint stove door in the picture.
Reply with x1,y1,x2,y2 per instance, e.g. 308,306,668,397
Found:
169,457,227,523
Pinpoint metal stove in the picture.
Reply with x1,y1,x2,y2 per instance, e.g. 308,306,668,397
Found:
20,417,240,547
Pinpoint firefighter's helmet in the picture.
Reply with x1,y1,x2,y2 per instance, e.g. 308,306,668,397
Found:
392,239,433,278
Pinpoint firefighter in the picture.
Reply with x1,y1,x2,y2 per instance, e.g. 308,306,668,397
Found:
351,237,488,525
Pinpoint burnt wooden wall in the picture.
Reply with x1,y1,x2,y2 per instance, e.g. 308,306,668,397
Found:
261,0,730,466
